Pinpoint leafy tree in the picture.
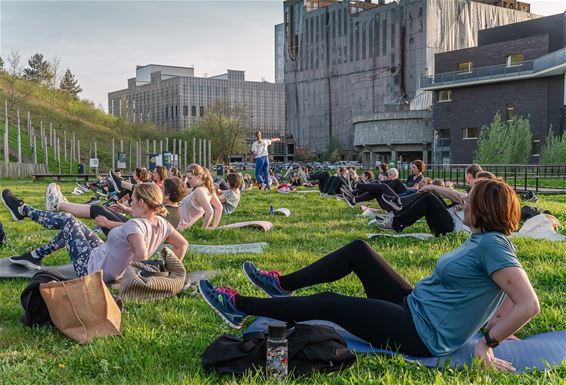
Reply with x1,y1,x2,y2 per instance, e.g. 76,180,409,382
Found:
59,68,82,98
325,137,342,160
23,53,52,84
474,113,532,164
540,127,566,164
0,56,4,73
47,56,62,106
193,102,248,163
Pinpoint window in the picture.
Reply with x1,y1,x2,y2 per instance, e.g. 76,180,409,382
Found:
458,61,473,72
462,127,478,140
507,53,524,66
199,106,204,117
506,103,514,121
191,106,196,117
183,106,188,116
438,89,452,102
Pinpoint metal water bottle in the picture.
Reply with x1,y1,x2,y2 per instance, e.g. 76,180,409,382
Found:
266,323,288,380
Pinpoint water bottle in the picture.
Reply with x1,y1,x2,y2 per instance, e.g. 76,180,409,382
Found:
269,205,275,215
266,323,288,380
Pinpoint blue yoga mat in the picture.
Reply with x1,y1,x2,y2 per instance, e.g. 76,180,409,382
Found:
246,317,566,373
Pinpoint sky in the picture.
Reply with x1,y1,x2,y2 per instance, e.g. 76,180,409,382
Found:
1,0,564,111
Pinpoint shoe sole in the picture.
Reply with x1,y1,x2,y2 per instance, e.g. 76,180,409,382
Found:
1,193,23,222
45,184,55,211
382,198,402,211
197,281,242,330
108,173,120,193
9,257,42,270
345,198,355,208
242,263,291,298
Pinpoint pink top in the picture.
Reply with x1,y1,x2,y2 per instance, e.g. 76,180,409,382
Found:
177,190,206,231
87,217,173,283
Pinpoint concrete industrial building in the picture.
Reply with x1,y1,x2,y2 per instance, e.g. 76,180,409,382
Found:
422,13,566,163
275,23,286,84
108,64,286,142
282,0,537,165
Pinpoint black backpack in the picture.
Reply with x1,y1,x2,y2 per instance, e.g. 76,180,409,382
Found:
20,269,68,327
202,323,356,376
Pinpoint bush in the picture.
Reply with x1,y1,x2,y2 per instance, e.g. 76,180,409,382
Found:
474,113,532,164
540,127,566,164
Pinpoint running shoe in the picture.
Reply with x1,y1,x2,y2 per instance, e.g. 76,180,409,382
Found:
382,194,403,211
1,189,25,221
108,170,122,192
198,280,247,329
10,252,42,270
242,261,292,298
45,183,67,212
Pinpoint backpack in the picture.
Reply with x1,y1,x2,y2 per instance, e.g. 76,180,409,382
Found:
202,323,356,376
20,269,68,327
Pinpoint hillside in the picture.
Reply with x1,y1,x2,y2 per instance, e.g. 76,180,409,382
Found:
0,73,160,172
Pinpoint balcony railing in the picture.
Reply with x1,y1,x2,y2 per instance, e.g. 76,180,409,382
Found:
421,47,566,89
436,138,451,147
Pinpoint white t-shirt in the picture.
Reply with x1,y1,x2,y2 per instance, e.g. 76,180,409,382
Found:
252,139,272,158
448,206,470,233
87,217,173,283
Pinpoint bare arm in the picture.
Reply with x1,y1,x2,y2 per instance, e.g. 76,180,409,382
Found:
165,229,188,261
193,189,215,229
209,193,223,229
474,267,540,371
127,234,148,262
419,184,467,204
94,216,124,230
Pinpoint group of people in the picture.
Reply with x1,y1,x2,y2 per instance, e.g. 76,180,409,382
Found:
0,149,550,372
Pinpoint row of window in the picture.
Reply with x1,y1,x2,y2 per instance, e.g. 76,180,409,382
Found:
438,92,516,121
455,53,524,72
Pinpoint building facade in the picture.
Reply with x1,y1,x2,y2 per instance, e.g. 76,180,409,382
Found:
282,0,537,164
422,13,566,163
275,23,286,84
108,65,286,141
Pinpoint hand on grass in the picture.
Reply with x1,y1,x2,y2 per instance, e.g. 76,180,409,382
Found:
474,339,515,372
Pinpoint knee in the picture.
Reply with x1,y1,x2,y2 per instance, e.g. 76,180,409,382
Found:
348,239,371,252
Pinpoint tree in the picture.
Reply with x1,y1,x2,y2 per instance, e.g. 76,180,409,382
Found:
540,127,566,164
194,102,247,163
0,56,4,73
59,68,82,98
4,50,31,109
23,53,52,84
47,56,62,106
325,136,341,161
474,113,532,164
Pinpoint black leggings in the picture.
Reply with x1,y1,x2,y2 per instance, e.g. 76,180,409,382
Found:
393,192,454,236
308,171,331,193
90,205,128,236
355,183,397,211
323,176,347,195
236,240,432,356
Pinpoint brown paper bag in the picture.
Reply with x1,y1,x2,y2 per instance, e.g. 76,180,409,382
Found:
39,271,121,344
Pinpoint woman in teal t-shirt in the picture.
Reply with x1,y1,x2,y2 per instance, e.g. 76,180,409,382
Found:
198,178,540,371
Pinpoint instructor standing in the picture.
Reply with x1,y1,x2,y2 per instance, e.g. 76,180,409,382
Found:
251,131,279,190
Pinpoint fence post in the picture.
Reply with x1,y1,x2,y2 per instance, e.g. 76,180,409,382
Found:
44,135,49,170
165,137,169,152
199,139,202,165
4,99,8,165
524,166,528,192
17,109,21,163
208,140,212,170
159,140,163,155
202,139,206,168
112,138,115,170
27,111,31,146
192,138,196,164
77,139,80,166
184,140,187,170
153,139,156,154
33,136,37,164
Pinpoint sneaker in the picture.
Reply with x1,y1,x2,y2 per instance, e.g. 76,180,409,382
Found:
108,170,122,192
86,197,101,205
297,168,309,183
198,280,246,329
45,183,68,212
0,221,6,245
1,189,26,221
242,261,292,298
344,194,356,208
76,181,90,193
382,194,403,211
340,186,354,199
368,212,394,227
10,252,42,270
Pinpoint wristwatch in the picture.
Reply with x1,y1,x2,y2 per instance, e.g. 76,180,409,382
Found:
483,330,499,348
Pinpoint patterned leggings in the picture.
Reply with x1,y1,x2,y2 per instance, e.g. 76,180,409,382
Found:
23,205,104,276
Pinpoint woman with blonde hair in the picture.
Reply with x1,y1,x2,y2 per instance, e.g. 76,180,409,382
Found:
3,183,188,283
178,163,223,231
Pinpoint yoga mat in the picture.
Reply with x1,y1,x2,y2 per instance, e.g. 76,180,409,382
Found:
368,233,434,241
217,221,273,232
273,208,291,217
0,257,78,279
246,318,566,373
188,242,268,254
181,270,219,293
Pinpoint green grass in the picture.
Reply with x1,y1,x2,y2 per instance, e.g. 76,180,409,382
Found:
0,181,565,384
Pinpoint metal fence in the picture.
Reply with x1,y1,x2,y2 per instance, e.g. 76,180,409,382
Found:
395,163,566,194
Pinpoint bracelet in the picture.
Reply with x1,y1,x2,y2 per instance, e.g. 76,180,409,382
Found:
483,330,499,348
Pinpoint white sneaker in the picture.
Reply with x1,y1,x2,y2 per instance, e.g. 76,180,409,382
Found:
45,183,67,212
369,212,394,228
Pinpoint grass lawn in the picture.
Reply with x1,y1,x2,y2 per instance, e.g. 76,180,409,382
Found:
0,180,565,384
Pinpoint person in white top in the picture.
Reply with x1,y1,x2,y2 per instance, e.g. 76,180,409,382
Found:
251,131,279,190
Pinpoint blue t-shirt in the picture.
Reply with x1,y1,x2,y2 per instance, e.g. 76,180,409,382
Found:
407,232,522,356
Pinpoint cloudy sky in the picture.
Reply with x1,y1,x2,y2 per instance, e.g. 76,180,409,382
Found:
1,0,564,110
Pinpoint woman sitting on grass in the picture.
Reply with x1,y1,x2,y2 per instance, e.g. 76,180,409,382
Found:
4,183,188,283
177,163,223,231
198,178,540,371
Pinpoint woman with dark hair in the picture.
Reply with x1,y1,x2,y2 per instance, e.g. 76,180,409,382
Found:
406,160,425,188
199,178,540,371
